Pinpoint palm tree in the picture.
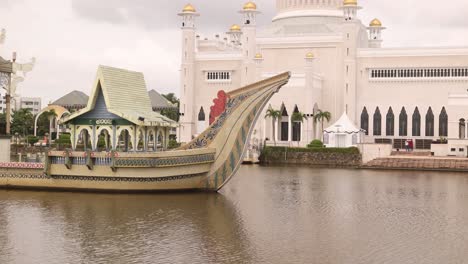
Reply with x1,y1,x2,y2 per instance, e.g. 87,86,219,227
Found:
291,111,307,146
265,107,281,146
313,110,331,141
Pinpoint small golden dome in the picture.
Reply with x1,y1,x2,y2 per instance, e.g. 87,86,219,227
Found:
306,52,314,58
255,53,263,59
230,24,241,31
343,0,357,6
369,18,382,27
182,4,196,13
243,2,257,10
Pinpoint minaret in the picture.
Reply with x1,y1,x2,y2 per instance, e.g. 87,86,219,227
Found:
305,52,321,140
178,4,199,143
341,0,362,21
226,24,242,45
368,18,386,48
254,53,263,81
239,1,260,86
341,0,361,122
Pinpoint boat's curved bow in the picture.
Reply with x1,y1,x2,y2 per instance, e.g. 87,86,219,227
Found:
179,72,291,191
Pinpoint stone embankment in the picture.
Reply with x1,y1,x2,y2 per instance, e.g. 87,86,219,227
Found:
260,147,362,167
362,156,468,171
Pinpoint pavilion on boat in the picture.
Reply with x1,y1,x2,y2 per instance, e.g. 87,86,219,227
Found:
61,65,177,152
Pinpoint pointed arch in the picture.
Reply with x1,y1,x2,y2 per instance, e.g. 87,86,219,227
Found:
280,103,289,141
292,105,301,142
439,107,448,137
386,107,394,136
198,107,205,121
425,107,434,137
459,118,466,139
399,107,408,136
360,107,369,135
373,107,382,136
412,107,421,136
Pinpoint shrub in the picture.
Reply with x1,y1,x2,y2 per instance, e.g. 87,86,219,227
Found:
307,139,324,148
265,146,360,154
27,135,39,146
56,134,71,144
168,139,181,149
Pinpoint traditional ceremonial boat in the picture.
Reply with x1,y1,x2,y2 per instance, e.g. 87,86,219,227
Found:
0,66,290,192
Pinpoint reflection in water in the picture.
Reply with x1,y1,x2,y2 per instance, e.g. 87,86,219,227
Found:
1,166,468,263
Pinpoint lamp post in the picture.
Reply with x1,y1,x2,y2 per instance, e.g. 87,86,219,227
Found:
14,132,19,155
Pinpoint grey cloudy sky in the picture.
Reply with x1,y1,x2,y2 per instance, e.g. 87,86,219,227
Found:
1,0,468,105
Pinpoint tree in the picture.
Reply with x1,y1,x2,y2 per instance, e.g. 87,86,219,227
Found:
11,108,34,136
265,106,281,146
161,93,180,122
36,109,57,137
0,112,5,135
291,111,307,146
313,110,331,140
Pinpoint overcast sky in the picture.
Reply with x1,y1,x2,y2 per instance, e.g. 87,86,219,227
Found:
1,0,468,105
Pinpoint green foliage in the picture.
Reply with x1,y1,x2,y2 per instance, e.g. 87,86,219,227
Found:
161,93,180,122
313,110,332,124
307,140,324,148
265,107,281,120
168,139,181,149
11,108,34,135
36,109,57,137
27,135,39,146
265,146,360,154
56,134,71,144
291,111,307,123
0,113,5,134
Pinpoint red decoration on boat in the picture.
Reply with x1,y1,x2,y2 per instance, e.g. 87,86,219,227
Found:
209,90,229,125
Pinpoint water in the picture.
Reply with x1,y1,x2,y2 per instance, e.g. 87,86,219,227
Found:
1,166,468,264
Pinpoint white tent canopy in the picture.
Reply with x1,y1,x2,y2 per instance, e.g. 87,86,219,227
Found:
323,112,364,148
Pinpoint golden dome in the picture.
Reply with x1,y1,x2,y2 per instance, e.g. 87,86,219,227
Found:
182,4,196,13
254,53,263,59
243,2,257,10
343,0,357,6
369,18,382,27
306,52,314,58
230,24,241,31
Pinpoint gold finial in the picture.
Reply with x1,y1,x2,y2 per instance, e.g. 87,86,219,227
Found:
369,18,382,27
243,2,257,10
182,3,196,13
306,52,314,58
230,24,241,31
343,0,358,6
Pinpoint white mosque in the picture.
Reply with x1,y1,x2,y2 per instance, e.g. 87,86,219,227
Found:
178,0,468,150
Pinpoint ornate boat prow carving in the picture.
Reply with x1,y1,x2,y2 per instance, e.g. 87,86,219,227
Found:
180,72,291,191
0,71,290,193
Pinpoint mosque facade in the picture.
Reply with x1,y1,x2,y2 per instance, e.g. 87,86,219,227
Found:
178,1,468,150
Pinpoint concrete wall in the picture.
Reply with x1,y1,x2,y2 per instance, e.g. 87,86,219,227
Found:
358,143,393,163
261,149,362,167
0,136,11,162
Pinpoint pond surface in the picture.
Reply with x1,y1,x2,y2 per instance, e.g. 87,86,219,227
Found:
1,166,468,264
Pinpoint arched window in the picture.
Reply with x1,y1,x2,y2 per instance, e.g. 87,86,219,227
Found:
198,107,205,121
360,107,369,135
425,107,434,137
386,107,394,136
439,107,448,137
373,107,382,136
459,119,466,139
399,107,408,136
292,105,302,142
412,107,421,136
280,105,289,141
